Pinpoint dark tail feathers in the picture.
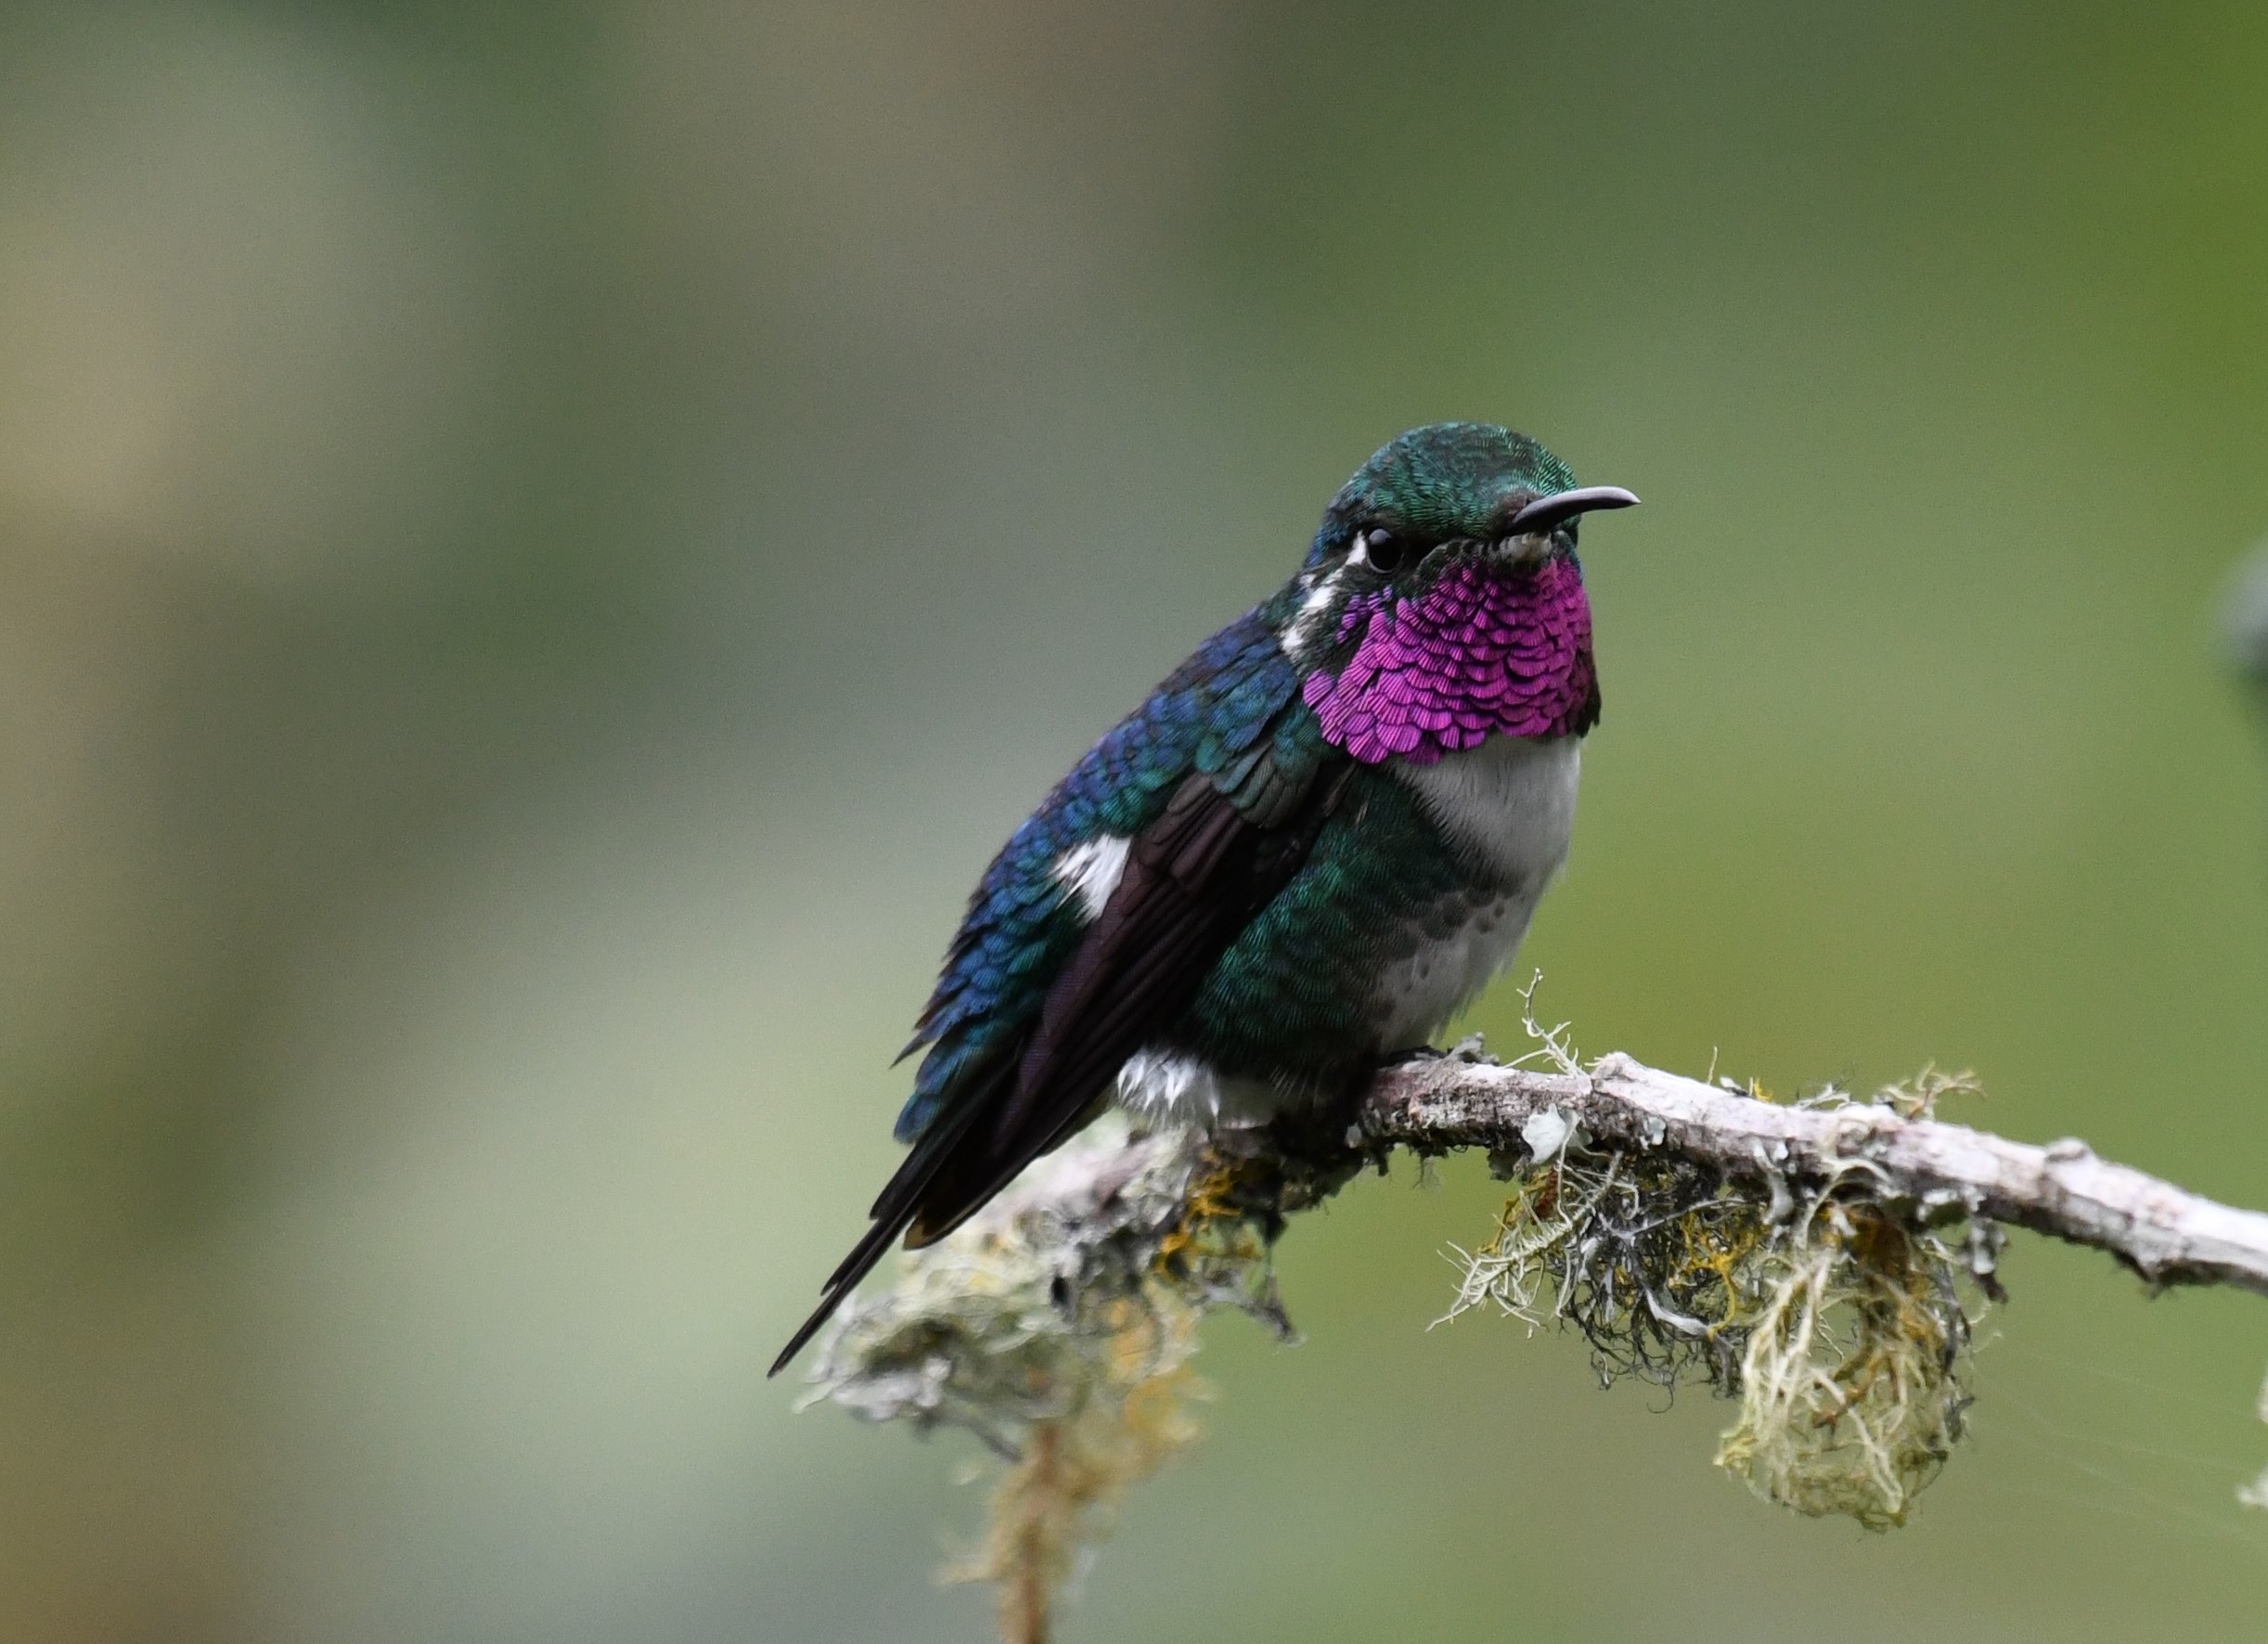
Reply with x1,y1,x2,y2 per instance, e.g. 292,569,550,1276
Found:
769,1062,1086,1378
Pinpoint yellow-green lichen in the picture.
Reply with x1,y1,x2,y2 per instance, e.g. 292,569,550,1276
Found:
802,1116,1298,1643
1443,1066,1985,1530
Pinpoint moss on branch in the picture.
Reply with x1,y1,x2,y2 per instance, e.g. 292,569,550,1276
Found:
796,998,2268,1641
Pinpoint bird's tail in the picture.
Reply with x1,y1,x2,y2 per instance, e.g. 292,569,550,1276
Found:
768,1060,1023,1378
768,1046,1116,1378
767,1212,909,1377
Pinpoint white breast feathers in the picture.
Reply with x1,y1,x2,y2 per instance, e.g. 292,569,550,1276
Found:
1394,735,1580,889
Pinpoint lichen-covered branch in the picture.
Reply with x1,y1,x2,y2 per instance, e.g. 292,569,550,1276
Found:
1360,1050,2268,1298
801,1025,2268,1644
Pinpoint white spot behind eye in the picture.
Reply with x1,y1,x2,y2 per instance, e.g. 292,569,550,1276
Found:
1346,529,1372,569
1282,566,1345,662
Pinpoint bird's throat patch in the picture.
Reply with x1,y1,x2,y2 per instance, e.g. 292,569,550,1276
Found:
1301,559,1596,764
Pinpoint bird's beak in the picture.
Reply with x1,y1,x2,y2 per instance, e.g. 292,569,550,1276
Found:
1504,485,1641,538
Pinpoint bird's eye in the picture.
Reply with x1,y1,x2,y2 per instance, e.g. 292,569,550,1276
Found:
1354,528,1408,574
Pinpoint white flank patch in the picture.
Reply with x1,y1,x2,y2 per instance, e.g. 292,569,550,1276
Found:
1114,1049,1296,1126
1114,1049,1224,1122
1051,834,1131,921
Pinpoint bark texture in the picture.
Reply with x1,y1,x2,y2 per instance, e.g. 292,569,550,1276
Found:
1360,1052,2268,1296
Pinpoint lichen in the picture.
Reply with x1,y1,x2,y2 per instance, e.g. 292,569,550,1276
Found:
801,1008,1995,1638
800,1114,1300,1643
1442,1071,1985,1530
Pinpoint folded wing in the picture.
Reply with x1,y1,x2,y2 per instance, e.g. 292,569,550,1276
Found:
770,616,1341,1375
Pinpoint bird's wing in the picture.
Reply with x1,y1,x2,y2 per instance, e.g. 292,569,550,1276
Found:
771,610,1343,1375
892,608,1306,1140
907,738,1348,1246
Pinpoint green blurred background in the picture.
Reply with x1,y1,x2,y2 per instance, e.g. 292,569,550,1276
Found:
6,2,2268,1638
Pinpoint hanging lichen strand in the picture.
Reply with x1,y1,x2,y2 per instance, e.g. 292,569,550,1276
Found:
799,1113,1340,1644
1441,1112,1981,1529
1426,1000,1983,1526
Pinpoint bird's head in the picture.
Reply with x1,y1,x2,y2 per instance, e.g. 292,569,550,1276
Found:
1277,423,1638,764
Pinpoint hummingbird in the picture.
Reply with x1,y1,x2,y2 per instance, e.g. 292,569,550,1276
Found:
772,422,1636,1374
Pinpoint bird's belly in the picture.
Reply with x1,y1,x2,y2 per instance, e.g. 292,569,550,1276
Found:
1368,735,1580,1047
1364,883,1545,1049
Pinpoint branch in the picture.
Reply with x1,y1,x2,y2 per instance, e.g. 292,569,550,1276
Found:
801,1032,2268,1643
1360,1050,2268,1298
